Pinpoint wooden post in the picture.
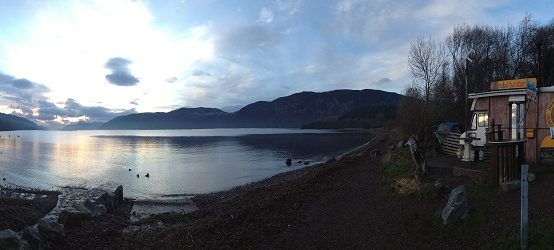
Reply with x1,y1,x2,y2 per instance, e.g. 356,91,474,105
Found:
521,164,529,250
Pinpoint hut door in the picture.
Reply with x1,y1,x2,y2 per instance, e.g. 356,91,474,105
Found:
510,102,525,140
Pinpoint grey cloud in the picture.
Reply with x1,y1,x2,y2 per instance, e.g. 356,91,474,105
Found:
104,57,139,86
192,70,212,77
63,98,136,122
0,72,49,94
0,71,136,127
130,100,139,105
373,78,392,86
12,79,34,89
166,77,178,83
36,98,136,123
0,72,50,121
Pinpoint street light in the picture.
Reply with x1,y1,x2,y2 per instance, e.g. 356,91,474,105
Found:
465,56,473,130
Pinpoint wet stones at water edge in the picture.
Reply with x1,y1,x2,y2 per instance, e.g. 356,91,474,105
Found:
58,185,123,227
285,158,292,166
325,157,336,164
441,185,469,225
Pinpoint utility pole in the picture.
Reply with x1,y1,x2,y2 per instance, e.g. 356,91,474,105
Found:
537,42,543,87
465,57,473,130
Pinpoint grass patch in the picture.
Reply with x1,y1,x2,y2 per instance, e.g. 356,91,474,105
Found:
377,148,414,188
484,218,554,249
467,179,496,200
432,208,488,235
487,232,519,250
418,182,443,200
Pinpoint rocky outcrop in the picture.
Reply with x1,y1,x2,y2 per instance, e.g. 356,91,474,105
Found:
38,218,65,243
58,205,92,228
0,229,21,250
1,185,126,248
23,226,45,250
441,185,469,224
285,158,292,166
114,185,124,205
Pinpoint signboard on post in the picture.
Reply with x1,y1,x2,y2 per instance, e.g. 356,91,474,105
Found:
527,80,538,101
490,78,537,90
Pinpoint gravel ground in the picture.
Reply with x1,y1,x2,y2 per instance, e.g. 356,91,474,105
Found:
0,187,59,231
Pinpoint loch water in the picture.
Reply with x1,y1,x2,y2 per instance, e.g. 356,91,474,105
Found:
0,129,372,198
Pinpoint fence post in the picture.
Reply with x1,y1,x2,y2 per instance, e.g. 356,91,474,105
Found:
521,164,529,250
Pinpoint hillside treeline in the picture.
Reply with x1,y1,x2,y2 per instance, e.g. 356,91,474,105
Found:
400,15,554,136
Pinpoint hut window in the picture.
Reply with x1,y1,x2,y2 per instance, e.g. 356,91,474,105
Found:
510,102,525,140
478,113,488,127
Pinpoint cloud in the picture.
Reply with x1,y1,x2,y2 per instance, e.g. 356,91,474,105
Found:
130,100,139,105
372,78,393,87
276,0,302,16
0,72,50,112
191,70,212,77
37,98,136,123
166,77,178,83
258,7,274,24
104,57,139,86
11,79,34,89
0,71,135,127
0,72,49,93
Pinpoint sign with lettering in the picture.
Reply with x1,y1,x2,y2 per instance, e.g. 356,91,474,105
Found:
527,79,538,101
490,78,537,90
546,98,554,127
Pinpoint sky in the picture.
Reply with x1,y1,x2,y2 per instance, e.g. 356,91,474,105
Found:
0,0,553,128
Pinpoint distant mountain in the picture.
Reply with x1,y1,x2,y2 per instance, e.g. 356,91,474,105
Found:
61,122,105,131
100,89,403,130
220,105,243,113
230,89,402,127
100,107,229,130
0,113,41,131
301,105,398,129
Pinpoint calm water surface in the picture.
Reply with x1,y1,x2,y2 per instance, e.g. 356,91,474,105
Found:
0,129,372,198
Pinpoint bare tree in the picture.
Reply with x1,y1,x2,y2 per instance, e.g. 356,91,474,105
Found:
408,36,446,138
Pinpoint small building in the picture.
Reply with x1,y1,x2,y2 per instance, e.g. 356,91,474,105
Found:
467,78,554,165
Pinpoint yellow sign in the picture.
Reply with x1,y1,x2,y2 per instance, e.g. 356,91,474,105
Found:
490,78,537,90
526,129,535,139
547,98,554,127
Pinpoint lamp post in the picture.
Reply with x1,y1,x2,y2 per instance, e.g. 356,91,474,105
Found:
465,57,473,130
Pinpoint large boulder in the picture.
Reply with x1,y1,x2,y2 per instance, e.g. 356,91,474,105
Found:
96,192,115,212
285,158,292,166
73,202,92,215
95,205,107,217
441,185,469,224
23,226,45,250
0,229,21,250
38,218,65,243
58,206,92,227
114,185,124,206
